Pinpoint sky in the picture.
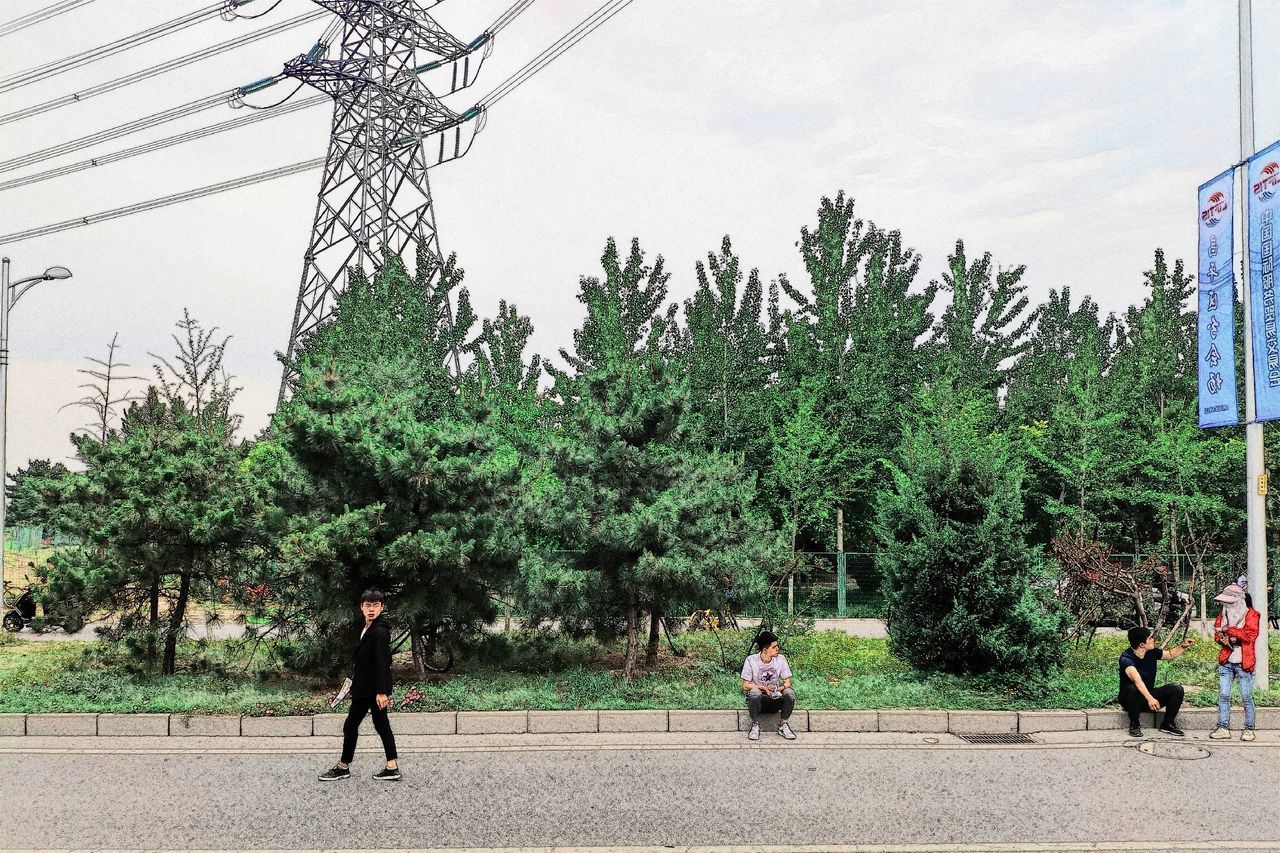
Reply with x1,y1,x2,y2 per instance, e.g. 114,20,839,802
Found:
0,0,1277,472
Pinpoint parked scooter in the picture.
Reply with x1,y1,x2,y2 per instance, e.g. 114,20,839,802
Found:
2,582,37,632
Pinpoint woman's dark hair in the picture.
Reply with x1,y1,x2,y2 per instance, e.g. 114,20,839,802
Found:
1245,592,1253,609
360,589,385,604
755,630,779,651
1127,626,1152,649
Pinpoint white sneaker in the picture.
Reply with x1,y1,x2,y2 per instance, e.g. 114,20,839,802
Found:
748,722,760,741
1242,729,1256,742
778,722,796,740
1209,727,1231,739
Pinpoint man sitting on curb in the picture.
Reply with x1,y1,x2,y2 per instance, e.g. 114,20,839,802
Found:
1118,626,1195,739
742,630,797,741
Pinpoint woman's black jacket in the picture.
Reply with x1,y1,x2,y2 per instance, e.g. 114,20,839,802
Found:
350,615,393,698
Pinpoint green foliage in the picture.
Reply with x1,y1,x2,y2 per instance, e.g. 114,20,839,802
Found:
267,251,521,675
34,315,263,675
5,458,69,535
875,383,1069,675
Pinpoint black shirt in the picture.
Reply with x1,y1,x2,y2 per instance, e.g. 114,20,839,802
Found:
1118,647,1163,692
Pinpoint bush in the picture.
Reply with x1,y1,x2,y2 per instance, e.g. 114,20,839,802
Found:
875,385,1068,676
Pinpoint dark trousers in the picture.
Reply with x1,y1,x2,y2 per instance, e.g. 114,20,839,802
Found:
747,688,795,722
1119,682,1184,727
341,694,398,764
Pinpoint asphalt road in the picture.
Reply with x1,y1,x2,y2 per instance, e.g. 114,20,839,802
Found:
2,731,1277,851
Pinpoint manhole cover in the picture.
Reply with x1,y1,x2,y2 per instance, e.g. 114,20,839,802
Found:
957,733,1037,745
1137,740,1212,760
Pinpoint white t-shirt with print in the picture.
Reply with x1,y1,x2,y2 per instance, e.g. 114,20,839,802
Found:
741,652,792,694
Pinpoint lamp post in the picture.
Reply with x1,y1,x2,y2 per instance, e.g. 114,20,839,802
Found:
0,257,72,604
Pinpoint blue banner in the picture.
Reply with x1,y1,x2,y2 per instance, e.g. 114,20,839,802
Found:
1248,139,1280,420
1198,168,1238,427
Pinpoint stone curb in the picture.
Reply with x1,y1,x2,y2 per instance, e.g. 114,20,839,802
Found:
97,713,169,736
947,711,1018,734
241,715,313,737
807,710,877,732
10,706,1280,736
598,710,667,732
170,715,241,737
457,710,527,735
25,713,97,736
1018,710,1086,733
669,709,737,732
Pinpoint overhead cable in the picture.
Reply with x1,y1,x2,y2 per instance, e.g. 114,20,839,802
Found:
0,157,326,247
0,90,243,174
489,0,534,35
0,9,328,127
0,0,95,39
0,0,260,95
481,0,635,109
0,95,325,194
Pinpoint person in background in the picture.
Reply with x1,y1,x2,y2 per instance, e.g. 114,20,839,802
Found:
1209,584,1259,742
741,630,797,741
1117,626,1195,739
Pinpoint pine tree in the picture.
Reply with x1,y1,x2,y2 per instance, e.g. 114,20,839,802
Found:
268,252,520,675
875,382,1067,675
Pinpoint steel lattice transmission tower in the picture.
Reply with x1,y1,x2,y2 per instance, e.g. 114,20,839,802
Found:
278,0,490,400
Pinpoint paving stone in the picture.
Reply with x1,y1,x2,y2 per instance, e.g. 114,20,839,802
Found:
0,714,25,736
241,715,313,737
528,711,598,734
25,713,97,736
878,710,947,732
737,710,807,732
948,711,1017,734
457,711,527,735
668,710,738,732
806,710,878,732
1017,710,1086,733
97,713,170,736
394,712,457,735
598,710,668,732
170,715,241,736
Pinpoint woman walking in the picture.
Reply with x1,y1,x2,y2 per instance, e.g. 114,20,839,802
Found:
319,589,401,781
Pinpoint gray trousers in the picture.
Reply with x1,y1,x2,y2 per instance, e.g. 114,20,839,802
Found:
746,687,795,722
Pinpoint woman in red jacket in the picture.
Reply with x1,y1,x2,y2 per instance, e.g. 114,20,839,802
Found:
1209,583,1259,742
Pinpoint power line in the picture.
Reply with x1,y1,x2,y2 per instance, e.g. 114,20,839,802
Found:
0,0,261,95
0,0,95,39
482,0,635,109
0,0,638,245
0,91,242,174
0,95,324,194
0,157,327,246
0,9,329,128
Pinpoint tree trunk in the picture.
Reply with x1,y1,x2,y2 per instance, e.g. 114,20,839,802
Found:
161,572,191,676
646,610,661,665
410,629,427,679
623,590,640,680
149,580,160,625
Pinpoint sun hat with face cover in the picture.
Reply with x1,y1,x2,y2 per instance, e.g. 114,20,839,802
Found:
1213,583,1245,604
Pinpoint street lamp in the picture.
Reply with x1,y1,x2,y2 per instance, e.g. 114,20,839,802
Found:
0,257,73,606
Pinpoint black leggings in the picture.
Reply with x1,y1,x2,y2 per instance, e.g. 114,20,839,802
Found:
1119,682,1184,727
341,694,398,764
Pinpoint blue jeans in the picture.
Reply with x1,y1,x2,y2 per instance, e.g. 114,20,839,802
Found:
1217,663,1256,730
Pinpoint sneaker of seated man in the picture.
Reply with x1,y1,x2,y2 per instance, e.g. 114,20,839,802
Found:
1118,625,1195,738
741,630,797,741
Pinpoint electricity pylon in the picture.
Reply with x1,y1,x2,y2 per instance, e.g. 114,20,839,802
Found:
277,0,489,400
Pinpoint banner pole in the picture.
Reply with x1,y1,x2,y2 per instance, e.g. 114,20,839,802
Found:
1239,0,1269,690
